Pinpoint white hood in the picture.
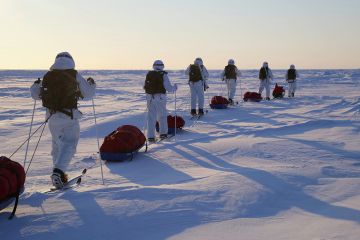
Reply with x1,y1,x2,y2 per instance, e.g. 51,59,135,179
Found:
194,57,203,66
153,60,164,71
50,52,75,70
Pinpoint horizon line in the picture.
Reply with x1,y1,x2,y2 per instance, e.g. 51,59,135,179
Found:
1,68,359,71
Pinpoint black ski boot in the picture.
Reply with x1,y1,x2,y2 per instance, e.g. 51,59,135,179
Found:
291,93,295,97
148,137,156,143
198,109,204,116
191,109,197,116
51,168,68,189
228,98,233,105
266,97,270,101
160,134,167,140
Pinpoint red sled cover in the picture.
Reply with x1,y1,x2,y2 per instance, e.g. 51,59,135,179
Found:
156,115,185,134
0,156,25,201
243,92,262,102
272,83,285,98
211,96,230,105
100,125,146,154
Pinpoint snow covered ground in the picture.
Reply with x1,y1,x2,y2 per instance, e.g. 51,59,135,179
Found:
0,69,360,239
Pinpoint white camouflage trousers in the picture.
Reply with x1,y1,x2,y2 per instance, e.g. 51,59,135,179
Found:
190,81,205,110
259,79,271,98
288,81,297,96
48,116,80,172
226,79,237,100
146,94,168,138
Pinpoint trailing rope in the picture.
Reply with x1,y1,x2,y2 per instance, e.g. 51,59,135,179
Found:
25,121,47,175
9,114,52,159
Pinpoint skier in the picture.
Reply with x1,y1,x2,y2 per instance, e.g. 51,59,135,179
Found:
285,64,299,97
144,60,177,142
30,52,96,188
258,61,273,100
220,59,241,105
185,57,209,116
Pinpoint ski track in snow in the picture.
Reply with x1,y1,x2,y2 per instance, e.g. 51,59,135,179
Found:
0,69,360,240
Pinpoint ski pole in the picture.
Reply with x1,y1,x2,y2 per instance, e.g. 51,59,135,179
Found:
220,75,225,96
174,89,177,142
24,100,36,167
143,97,149,145
143,110,148,140
239,77,242,102
198,64,207,113
205,81,210,113
92,98,105,185
185,88,191,114
227,80,230,99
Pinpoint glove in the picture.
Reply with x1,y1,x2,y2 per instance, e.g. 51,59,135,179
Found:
173,83,178,92
34,78,41,84
87,77,95,85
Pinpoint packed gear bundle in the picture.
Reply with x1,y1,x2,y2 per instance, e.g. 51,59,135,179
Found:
210,96,230,109
144,70,166,94
189,64,203,82
100,125,146,162
224,65,237,80
156,115,185,134
243,92,262,102
259,67,268,80
272,83,285,99
0,156,26,219
287,68,297,82
40,69,82,118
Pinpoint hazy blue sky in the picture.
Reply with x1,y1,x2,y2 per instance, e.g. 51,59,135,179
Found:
1,0,359,69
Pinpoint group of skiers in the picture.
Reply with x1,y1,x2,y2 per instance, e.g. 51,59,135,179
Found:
29,52,299,188
258,62,299,99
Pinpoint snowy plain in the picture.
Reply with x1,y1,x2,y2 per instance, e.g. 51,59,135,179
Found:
0,69,360,240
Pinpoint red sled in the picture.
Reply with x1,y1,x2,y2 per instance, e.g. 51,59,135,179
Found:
0,156,26,219
243,92,262,102
272,83,285,99
100,125,146,162
210,96,229,109
156,115,185,134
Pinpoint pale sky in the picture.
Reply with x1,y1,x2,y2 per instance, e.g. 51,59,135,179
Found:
0,0,359,69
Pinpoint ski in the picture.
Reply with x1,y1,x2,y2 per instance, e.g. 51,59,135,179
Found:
228,101,239,107
144,138,163,149
191,112,207,128
188,114,200,127
147,135,175,145
43,168,87,193
156,134,176,143
189,115,198,120
146,138,160,146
